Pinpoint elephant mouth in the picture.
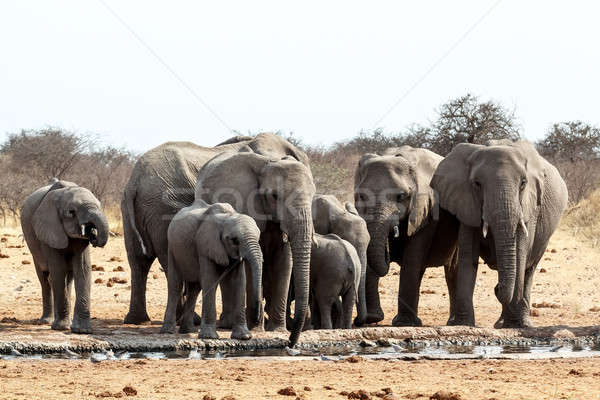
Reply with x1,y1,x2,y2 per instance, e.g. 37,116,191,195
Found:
82,223,99,247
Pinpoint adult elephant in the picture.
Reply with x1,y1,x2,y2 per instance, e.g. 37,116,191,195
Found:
311,194,369,326
354,146,459,326
121,133,310,325
431,140,568,327
195,152,316,346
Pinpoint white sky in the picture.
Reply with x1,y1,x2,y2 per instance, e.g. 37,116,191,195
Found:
1,1,598,153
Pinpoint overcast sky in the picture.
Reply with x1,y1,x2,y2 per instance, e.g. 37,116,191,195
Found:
1,1,598,152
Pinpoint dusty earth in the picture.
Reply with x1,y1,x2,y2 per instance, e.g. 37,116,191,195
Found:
1,224,600,399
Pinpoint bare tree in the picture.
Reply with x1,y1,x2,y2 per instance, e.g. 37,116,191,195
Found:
428,93,520,155
537,121,600,162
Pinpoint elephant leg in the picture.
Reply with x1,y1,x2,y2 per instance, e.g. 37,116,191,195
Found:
444,252,458,325
216,280,235,329
160,258,182,334
124,251,154,325
364,267,384,324
179,282,200,334
392,266,425,327
285,281,294,331
331,298,343,329
228,266,252,340
264,244,291,332
341,289,355,329
49,258,71,331
35,265,53,324
310,290,320,329
450,225,479,326
70,248,92,334
499,266,536,328
317,296,334,330
199,263,219,339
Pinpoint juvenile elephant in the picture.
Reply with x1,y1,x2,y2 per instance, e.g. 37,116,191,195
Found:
161,201,263,340
431,140,568,327
20,179,109,333
121,133,310,326
354,146,459,326
311,194,369,326
195,151,316,346
309,233,361,330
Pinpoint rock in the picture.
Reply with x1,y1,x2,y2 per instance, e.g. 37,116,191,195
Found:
347,389,371,399
539,268,547,273
530,309,540,317
122,386,137,396
589,306,600,312
94,278,104,284
553,329,575,339
285,346,301,356
430,391,463,400
346,355,364,363
202,396,216,400
359,339,376,347
21,260,31,265
376,338,391,347
14,285,23,292
113,266,124,272
152,274,159,279
277,387,297,396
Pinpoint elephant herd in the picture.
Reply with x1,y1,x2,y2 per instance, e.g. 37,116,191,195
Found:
19,134,568,346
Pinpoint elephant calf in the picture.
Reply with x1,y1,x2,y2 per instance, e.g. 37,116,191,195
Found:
21,179,109,333
309,233,361,329
161,200,263,340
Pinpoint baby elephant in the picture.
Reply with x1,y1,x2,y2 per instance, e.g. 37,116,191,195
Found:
21,179,109,333
162,201,263,340
310,233,361,329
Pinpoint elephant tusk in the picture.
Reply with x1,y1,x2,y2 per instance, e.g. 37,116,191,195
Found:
312,234,318,247
393,225,399,238
282,232,289,243
482,221,489,239
80,224,86,236
519,218,529,238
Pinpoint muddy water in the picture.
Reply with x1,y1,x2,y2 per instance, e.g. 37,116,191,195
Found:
2,342,600,361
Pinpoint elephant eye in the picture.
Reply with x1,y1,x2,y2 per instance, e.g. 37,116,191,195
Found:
64,209,75,218
520,178,527,190
473,180,481,189
271,192,278,201
231,237,239,246
396,192,407,202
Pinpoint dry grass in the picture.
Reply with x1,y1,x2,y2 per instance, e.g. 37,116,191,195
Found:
104,205,123,236
562,188,600,246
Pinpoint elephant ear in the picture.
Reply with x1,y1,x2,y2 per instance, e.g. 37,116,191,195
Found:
32,186,69,249
431,143,483,227
394,146,443,236
511,141,547,220
344,201,359,216
354,153,379,189
195,152,270,231
196,212,229,266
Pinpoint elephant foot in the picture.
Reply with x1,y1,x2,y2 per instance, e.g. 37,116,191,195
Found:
39,315,53,324
124,311,151,325
199,325,219,339
496,316,534,329
51,318,71,331
364,310,384,324
193,312,202,326
160,322,176,334
231,325,252,340
179,321,197,334
353,316,366,327
447,315,475,326
392,313,422,327
265,318,287,333
70,317,92,334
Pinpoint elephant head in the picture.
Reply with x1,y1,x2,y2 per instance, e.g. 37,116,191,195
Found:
197,204,264,326
195,152,316,346
431,140,546,306
354,146,441,277
33,180,109,249
311,194,370,326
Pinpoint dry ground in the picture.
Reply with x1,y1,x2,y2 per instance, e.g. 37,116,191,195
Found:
1,224,600,399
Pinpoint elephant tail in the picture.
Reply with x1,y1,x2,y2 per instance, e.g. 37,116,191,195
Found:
122,183,148,256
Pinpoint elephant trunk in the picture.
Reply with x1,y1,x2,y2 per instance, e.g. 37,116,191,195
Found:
82,208,109,248
288,206,313,347
490,192,519,305
240,233,263,326
353,242,368,326
365,205,396,277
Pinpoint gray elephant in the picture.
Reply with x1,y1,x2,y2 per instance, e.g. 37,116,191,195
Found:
195,151,316,346
311,194,369,326
161,201,263,340
431,140,568,327
354,146,459,326
121,133,310,326
20,179,109,333
309,233,360,330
